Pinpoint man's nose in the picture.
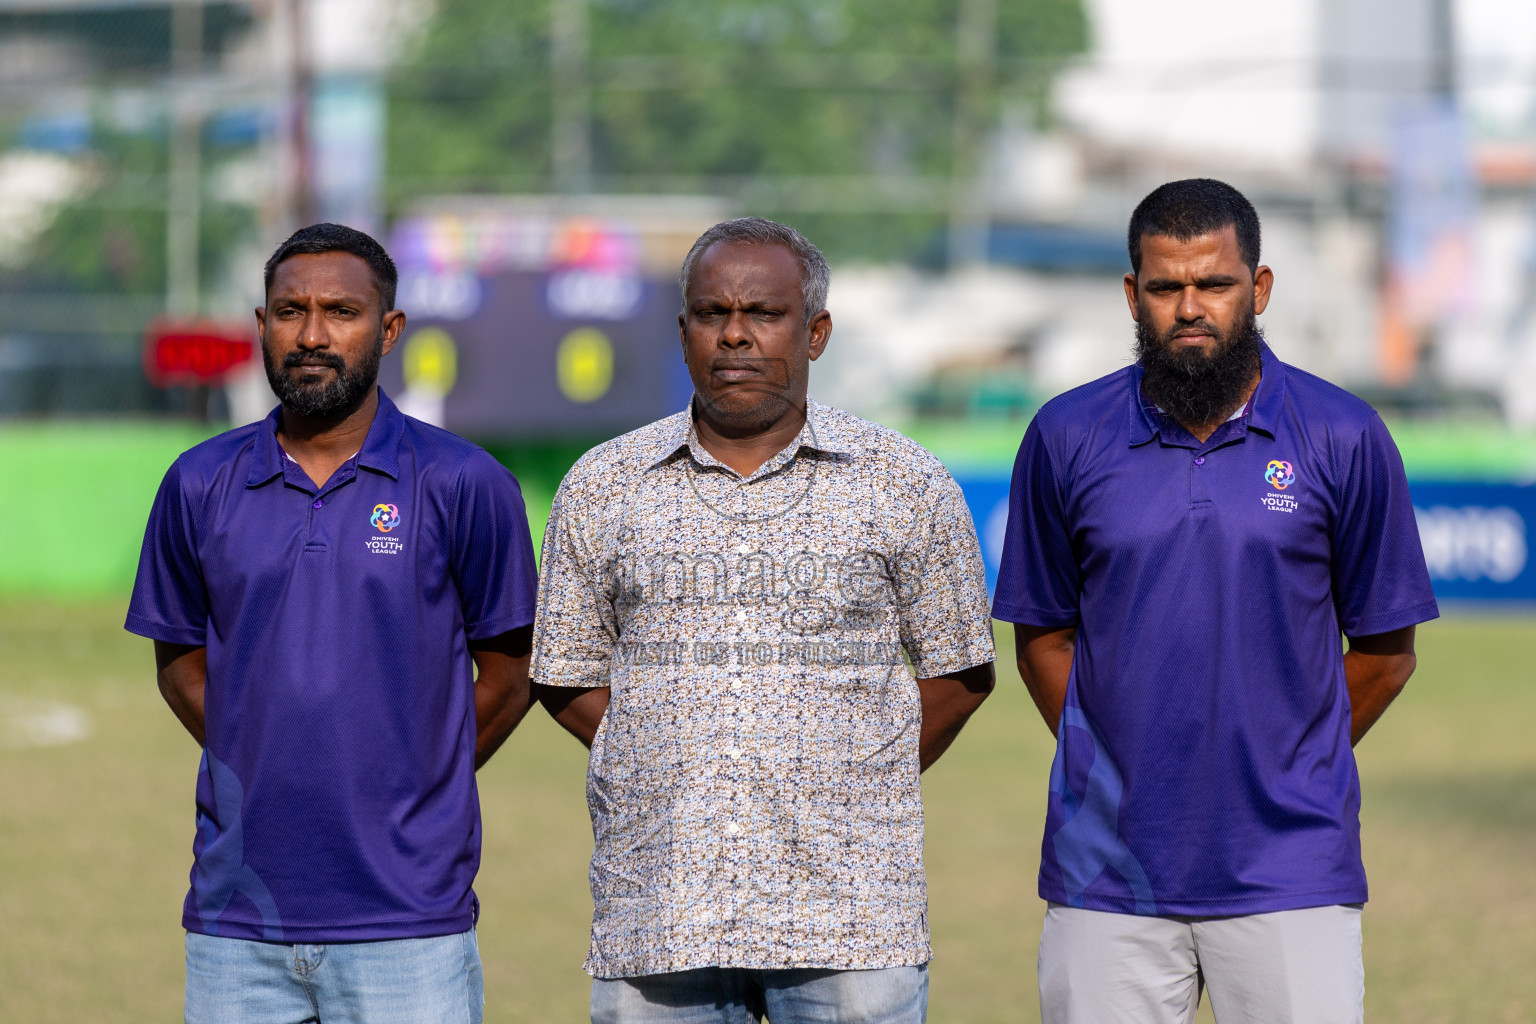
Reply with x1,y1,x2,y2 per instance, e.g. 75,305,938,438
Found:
720,310,753,348
297,310,330,348
1177,286,1205,322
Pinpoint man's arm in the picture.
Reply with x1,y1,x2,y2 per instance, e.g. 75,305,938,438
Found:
470,625,535,770
534,683,610,748
1014,624,1076,737
154,640,207,746
1344,624,1417,746
917,662,995,772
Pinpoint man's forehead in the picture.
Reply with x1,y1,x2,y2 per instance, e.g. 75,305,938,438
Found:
269,251,380,298
694,240,801,286
1138,225,1243,263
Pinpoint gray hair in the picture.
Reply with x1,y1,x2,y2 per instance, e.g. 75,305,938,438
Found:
678,217,830,324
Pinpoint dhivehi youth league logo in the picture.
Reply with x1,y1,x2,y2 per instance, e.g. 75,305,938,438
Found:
370,503,401,533
1264,460,1296,490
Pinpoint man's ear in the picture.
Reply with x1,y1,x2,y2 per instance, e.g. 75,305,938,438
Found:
808,309,832,361
380,309,406,357
1122,273,1140,321
1252,264,1274,317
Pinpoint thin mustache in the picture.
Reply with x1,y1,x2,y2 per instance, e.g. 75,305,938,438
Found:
283,352,345,369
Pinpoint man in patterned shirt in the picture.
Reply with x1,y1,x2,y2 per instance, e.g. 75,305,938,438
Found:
531,217,997,1024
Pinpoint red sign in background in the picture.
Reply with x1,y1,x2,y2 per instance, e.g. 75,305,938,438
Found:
143,320,254,387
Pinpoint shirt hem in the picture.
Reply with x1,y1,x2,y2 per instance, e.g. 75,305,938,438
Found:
584,946,934,979
465,607,536,642
124,613,206,646
910,647,997,681
182,911,475,944
988,602,1079,628
1341,599,1440,639
530,658,611,688
1038,884,1368,918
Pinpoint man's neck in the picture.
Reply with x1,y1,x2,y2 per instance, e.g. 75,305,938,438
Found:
276,388,379,489
693,397,808,478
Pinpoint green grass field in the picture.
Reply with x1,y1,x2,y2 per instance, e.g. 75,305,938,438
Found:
1,604,1533,1022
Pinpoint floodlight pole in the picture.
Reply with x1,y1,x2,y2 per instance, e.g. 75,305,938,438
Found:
948,0,995,269
167,0,203,317
551,0,592,193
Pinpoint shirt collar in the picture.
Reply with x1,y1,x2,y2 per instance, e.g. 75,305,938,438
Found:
646,396,853,474
246,386,404,487
1126,343,1284,447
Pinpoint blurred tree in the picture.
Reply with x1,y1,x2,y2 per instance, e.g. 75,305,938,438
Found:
0,120,254,299
387,0,1088,262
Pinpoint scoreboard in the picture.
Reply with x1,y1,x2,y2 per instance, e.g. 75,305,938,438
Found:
380,201,724,438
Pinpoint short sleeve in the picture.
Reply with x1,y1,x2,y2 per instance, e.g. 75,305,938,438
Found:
450,449,538,640
125,460,209,646
893,468,997,678
991,417,1081,627
529,474,617,688
1331,414,1439,637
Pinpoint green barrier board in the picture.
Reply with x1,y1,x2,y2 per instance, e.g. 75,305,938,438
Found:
0,424,217,598
3,417,1534,598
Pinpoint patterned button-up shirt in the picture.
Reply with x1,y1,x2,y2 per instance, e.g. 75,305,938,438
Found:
531,399,995,978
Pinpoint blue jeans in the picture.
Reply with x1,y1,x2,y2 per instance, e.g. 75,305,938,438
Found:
185,929,483,1024
590,965,928,1024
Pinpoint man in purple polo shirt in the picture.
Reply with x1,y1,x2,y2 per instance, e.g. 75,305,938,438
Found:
994,179,1438,1023
126,223,538,1023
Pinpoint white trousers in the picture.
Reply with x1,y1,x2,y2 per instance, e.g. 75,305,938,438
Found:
1038,903,1364,1024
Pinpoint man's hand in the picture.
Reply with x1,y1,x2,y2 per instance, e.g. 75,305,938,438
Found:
470,625,534,769
534,684,611,748
154,640,208,746
1344,624,1417,746
1015,624,1076,737
917,662,995,772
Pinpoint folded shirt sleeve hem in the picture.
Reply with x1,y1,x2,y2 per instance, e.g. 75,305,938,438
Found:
464,607,537,642
1341,599,1441,639
989,601,1080,628
529,657,612,688
123,613,206,646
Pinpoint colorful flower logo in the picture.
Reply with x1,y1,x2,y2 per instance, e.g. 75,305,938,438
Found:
1264,460,1296,490
370,503,401,533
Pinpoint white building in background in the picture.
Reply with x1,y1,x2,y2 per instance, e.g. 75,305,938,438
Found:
820,0,1536,428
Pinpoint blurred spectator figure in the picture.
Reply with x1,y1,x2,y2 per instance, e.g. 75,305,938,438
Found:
124,224,538,1024
531,218,996,1023
994,180,1440,1024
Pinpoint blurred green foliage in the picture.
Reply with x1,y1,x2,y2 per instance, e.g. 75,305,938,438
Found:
0,120,255,298
387,0,1089,261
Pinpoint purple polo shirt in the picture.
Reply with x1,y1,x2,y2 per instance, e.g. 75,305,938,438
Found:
126,389,537,942
993,345,1437,917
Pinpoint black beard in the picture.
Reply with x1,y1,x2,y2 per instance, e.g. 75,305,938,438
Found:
1135,304,1263,431
263,338,382,420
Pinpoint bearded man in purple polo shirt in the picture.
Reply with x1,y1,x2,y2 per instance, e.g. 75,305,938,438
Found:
126,223,538,1023
993,179,1438,1023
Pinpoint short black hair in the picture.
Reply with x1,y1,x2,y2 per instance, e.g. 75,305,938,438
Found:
1127,179,1261,276
263,222,398,310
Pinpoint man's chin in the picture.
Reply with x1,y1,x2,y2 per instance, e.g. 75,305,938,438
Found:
697,389,794,432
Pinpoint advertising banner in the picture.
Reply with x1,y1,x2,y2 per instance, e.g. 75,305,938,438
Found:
954,476,1535,604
